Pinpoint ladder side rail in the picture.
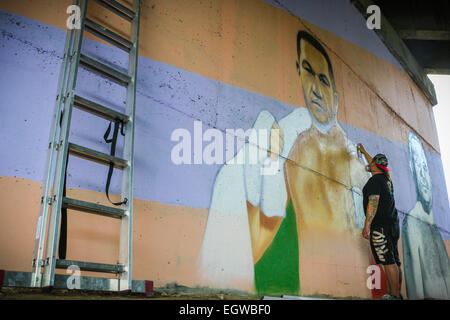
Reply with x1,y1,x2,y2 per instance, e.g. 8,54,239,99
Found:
118,0,141,292
30,18,78,288
41,0,89,289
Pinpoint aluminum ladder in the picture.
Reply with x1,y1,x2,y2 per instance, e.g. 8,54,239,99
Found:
30,0,141,293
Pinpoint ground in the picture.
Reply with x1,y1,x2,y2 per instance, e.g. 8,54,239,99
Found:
0,287,259,300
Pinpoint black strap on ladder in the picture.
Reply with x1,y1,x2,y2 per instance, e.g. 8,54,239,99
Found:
58,111,68,259
104,119,127,206
58,119,127,259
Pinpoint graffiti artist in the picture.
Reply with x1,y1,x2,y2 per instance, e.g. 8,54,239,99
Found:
358,144,403,300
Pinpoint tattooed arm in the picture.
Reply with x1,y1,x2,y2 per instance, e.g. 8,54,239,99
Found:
362,195,380,239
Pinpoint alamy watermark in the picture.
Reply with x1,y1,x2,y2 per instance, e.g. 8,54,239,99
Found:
66,5,81,30
170,121,281,176
366,265,381,290
366,5,381,30
66,265,81,290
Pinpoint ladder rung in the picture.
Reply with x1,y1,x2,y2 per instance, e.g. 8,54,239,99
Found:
79,54,131,86
56,259,125,274
74,95,129,123
93,0,135,22
85,18,133,52
62,197,126,219
68,143,129,169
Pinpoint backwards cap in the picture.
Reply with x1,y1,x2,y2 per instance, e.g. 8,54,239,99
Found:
373,153,389,171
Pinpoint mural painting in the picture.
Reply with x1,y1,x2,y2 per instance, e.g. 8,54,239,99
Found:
402,132,450,299
198,30,371,296
1,0,450,300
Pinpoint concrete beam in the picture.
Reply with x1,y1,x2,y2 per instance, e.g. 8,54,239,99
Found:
397,30,450,41
350,0,438,106
424,68,450,75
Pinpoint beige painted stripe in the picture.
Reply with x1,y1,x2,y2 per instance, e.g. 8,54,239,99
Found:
0,176,210,289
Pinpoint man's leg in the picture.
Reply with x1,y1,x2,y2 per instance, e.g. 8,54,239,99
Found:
370,226,402,299
384,264,400,297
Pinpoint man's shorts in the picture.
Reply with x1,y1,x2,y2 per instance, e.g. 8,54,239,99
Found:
370,223,401,266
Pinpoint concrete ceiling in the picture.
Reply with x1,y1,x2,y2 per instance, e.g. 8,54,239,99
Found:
351,0,450,105
374,0,450,75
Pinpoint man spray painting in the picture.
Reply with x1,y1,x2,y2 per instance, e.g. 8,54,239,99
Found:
357,146,403,300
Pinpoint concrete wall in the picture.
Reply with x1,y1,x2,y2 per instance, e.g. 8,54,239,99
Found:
0,0,449,299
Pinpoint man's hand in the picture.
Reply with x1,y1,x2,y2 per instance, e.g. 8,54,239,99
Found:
362,224,370,240
357,143,366,154
357,143,373,165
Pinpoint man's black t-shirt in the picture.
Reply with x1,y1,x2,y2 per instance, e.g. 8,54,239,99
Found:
362,173,398,227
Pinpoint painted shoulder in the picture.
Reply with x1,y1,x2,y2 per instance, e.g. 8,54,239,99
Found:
278,107,312,159
408,201,435,225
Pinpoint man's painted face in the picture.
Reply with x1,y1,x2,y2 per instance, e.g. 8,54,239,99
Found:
297,39,336,126
412,144,432,208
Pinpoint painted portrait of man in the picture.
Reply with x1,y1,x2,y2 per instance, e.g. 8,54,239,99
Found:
402,132,450,299
197,30,370,296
